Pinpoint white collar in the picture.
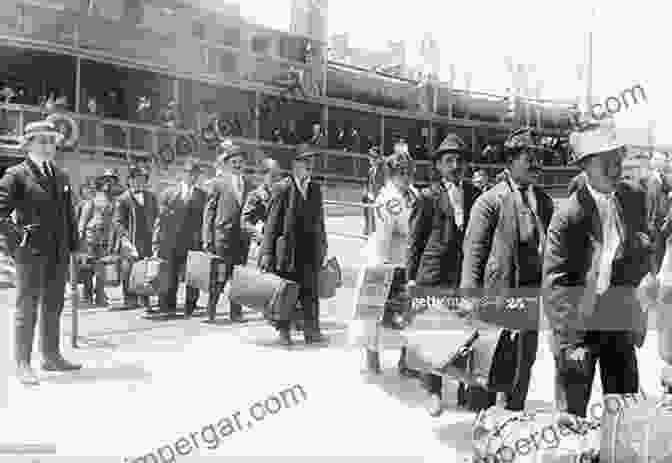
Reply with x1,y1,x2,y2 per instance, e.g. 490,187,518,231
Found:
29,155,51,174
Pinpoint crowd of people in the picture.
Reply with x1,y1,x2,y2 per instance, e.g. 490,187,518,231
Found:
349,120,668,421
1,112,669,436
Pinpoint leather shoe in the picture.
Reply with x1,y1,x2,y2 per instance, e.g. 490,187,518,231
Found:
42,357,82,372
365,349,381,374
16,364,39,386
305,332,327,345
427,393,443,417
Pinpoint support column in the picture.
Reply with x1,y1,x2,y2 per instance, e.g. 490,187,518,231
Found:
75,56,82,114
254,91,261,141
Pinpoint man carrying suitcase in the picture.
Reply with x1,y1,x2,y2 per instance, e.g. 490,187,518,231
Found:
114,165,158,310
152,158,207,317
259,144,328,346
460,127,554,412
202,141,252,323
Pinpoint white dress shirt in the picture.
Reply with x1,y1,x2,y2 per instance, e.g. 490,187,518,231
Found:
585,181,622,294
443,179,464,229
294,176,310,199
180,182,193,200
133,191,144,206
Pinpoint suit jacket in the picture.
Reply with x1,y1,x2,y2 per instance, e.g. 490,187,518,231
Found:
461,177,554,300
0,157,78,261
260,177,327,278
407,180,480,286
113,189,159,258
202,173,252,265
242,182,272,235
152,184,207,258
542,181,652,354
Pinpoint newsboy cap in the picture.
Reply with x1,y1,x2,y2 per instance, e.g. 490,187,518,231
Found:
294,143,320,161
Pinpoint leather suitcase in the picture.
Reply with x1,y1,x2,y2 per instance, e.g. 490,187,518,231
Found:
186,251,227,292
129,257,167,296
229,265,299,322
318,256,342,299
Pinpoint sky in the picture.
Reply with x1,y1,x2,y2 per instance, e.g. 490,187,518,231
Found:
234,0,670,145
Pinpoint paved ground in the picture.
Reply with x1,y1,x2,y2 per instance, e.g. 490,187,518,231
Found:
2,207,665,462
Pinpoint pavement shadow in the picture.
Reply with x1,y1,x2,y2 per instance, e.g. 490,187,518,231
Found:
39,362,152,385
363,368,428,409
435,417,477,454
75,336,119,350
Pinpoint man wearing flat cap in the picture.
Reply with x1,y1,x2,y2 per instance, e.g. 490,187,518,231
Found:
114,165,158,310
406,134,481,416
0,119,81,385
542,122,652,417
202,141,252,322
260,144,328,346
152,157,207,317
460,127,555,412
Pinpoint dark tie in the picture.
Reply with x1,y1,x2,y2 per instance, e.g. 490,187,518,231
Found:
43,161,51,178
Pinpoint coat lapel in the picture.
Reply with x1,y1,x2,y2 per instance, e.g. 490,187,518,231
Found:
24,158,52,194
577,184,603,243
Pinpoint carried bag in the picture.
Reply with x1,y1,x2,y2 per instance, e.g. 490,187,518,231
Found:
229,265,299,322
473,407,600,463
129,257,167,296
318,256,342,299
185,251,227,293
600,391,672,463
96,255,121,287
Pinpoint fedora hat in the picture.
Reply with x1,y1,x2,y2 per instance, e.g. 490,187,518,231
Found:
21,120,64,145
128,164,150,179
568,122,626,165
294,143,320,161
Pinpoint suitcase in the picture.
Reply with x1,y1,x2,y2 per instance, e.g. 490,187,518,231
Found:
318,256,342,299
186,251,227,293
229,265,299,322
96,255,121,287
129,257,167,296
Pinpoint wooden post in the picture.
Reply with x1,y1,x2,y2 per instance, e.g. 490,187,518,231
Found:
70,254,78,348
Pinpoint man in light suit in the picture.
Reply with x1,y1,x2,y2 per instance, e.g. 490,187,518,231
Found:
202,141,252,323
0,120,82,385
152,158,207,317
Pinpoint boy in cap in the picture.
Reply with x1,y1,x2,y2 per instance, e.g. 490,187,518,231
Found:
0,119,81,385
259,144,327,345
152,158,207,317
543,122,652,417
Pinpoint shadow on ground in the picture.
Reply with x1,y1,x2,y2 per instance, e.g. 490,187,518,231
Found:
39,362,152,384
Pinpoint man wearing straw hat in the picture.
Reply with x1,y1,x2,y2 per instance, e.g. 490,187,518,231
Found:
0,119,82,385
543,121,653,417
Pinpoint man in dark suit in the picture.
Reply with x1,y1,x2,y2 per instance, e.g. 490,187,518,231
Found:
461,127,555,412
259,144,328,346
543,123,652,417
406,134,481,415
0,120,82,385
152,158,207,317
114,165,158,310
202,142,252,323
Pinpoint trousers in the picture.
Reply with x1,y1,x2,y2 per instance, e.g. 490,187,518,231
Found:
159,249,199,313
13,248,68,366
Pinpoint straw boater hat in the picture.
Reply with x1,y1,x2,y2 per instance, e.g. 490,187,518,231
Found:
20,120,64,147
568,121,626,165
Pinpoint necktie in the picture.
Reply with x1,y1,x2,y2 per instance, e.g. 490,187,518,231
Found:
609,195,625,258
520,186,545,253
43,161,51,178
446,182,464,229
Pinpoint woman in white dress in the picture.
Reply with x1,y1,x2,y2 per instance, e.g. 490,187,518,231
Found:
349,151,419,373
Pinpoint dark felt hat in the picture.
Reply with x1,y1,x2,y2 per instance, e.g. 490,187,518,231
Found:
432,134,468,161
128,165,150,179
